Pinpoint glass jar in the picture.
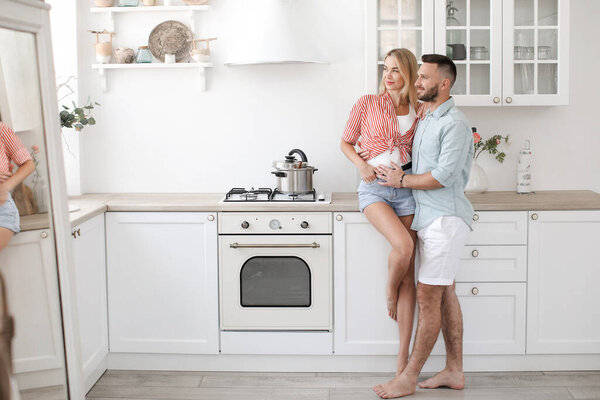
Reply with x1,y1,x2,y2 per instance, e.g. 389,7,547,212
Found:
118,0,139,6
470,46,488,60
135,46,152,63
538,45,552,60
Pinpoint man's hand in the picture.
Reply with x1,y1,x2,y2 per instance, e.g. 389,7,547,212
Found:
376,162,405,188
0,171,12,184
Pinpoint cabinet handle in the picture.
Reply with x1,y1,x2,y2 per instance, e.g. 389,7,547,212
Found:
471,249,479,258
241,221,250,229
40,231,48,239
336,214,343,221
531,213,538,220
471,287,479,295
493,97,500,104
506,97,513,104
71,231,77,239
207,215,215,222
77,228,81,237
472,214,479,221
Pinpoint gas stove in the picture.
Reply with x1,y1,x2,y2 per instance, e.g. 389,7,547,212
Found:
222,187,331,203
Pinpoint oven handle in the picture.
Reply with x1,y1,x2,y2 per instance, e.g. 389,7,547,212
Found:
229,242,321,249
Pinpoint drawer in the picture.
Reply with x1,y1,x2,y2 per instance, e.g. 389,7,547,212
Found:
456,245,527,282
468,211,527,245
431,282,526,355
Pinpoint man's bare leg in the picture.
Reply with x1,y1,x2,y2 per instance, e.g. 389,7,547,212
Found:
373,283,445,398
419,282,465,389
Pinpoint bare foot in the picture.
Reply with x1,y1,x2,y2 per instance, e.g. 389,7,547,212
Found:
418,368,465,390
386,287,399,320
373,374,417,398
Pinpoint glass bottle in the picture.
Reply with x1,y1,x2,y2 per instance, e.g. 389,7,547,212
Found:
135,46,153,63
118,0,139,6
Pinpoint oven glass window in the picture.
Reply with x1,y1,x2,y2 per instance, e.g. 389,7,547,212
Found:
240,256,311,307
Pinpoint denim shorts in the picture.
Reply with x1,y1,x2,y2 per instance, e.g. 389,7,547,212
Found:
357,169,416,216
0,192,20,233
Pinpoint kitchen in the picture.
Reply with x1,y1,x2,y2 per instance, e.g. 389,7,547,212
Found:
0,0,600,399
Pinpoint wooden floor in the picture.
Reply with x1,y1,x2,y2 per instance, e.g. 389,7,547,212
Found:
85,370,600,400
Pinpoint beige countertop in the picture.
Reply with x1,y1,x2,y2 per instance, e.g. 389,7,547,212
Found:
18,190,600,232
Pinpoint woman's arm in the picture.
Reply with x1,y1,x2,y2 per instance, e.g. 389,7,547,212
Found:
2,160,35,192
340,140,377,183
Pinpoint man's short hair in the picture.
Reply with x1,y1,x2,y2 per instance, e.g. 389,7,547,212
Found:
421,54,457,87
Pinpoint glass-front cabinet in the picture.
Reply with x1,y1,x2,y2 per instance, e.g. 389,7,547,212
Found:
368,0,569,106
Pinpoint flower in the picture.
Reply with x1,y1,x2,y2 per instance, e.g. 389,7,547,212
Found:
472,128,510,163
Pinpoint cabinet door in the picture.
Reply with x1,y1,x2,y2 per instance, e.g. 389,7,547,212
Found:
0,230,65,374
106,212,218,354
72,215,108,391
435,0,503,106
502,0,569,105
368,0,435,93
527,211,600,354
431,282,526,355
334,212,405,355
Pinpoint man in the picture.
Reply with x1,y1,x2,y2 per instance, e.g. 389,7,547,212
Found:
372,54,474,399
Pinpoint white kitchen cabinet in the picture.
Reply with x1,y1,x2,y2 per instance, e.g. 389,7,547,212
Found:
0,229,65,385
72,214,108,392
334,212,526,355
106,212,219,354
368,0,569,106
527,210,600,354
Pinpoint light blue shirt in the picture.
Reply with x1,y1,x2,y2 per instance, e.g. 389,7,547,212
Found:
411,97,474,231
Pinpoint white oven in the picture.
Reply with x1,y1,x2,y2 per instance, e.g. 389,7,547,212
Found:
218,212,332,331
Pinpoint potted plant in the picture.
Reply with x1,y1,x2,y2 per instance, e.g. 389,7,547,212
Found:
465,128,509,193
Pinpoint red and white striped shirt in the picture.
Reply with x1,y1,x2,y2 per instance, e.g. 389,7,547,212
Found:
342,92,421,165
0,122,32,174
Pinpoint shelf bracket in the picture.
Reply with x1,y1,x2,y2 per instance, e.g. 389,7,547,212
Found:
199,66,206,91
97,67,107,92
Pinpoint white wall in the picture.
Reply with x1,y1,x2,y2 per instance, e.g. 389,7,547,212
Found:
70,0,598,194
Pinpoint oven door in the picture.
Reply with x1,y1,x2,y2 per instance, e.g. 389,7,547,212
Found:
219,235,332,331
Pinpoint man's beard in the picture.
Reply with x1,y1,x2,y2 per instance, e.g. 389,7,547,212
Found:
417,86,439,102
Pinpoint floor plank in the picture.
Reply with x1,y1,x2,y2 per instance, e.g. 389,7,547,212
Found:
568,386,600,400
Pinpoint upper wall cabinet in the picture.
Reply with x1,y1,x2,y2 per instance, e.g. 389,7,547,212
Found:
367,0,569,106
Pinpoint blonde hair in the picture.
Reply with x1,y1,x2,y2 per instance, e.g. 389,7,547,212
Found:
379,48,419,111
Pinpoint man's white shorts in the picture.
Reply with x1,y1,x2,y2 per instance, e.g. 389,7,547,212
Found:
417,216,471,286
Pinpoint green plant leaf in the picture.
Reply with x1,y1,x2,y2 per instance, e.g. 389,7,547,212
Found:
88,117,96,125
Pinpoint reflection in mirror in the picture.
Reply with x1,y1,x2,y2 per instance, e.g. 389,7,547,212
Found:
0,28,68,399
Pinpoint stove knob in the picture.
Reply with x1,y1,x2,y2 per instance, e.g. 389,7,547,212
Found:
300,221,309,229
241,221,250,229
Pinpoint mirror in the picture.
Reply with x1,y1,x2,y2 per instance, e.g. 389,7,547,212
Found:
0,27,69,399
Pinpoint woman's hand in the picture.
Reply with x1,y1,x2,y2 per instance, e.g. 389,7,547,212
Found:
0,171,13,184
357,147,370,161
359,163,377,183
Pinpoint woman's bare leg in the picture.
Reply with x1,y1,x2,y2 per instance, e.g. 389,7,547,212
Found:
395,214,417,374
363,202,414,321
0,228,14,252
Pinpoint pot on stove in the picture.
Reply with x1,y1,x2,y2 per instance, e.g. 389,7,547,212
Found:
272,149,318,194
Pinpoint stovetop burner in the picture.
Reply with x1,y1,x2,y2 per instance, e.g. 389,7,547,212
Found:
223,187,323,202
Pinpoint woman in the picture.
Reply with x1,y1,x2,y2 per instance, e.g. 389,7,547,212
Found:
0,121,35,252
340,48,421,375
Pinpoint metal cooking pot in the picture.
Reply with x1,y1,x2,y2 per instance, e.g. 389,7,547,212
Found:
272,149,318,194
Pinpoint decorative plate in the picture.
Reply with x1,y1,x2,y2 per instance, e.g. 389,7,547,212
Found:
148,20,193,62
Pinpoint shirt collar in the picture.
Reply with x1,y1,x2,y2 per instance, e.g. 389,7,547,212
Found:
427,97,455,119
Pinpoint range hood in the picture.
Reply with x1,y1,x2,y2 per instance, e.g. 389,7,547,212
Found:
224,0,327,66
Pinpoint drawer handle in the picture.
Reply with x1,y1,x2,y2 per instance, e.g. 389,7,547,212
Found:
472,214,479,221
471,249,479,258
40,231,48,239
336,214,343,221
531,213,538,220
506,96,513,104
471,287,479,295
493,97,500,104
207,215,215,222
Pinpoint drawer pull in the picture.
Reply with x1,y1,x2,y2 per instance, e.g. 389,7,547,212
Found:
506,96,513,104
40,231,48,239
531,213,538,220
472,214,479,221
471,249,479,258
493,97,500,104
471,287,479,295
207,215,215,222
336,214,343,221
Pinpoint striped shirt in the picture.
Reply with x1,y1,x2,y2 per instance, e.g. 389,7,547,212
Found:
342,92,421,165
0,122,32,174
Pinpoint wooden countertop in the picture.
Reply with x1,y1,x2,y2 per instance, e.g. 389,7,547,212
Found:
18,190,600,232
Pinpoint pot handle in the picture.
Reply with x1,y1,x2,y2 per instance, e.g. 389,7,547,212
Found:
271,171,287,177
288,148,308,162
312,168,318,173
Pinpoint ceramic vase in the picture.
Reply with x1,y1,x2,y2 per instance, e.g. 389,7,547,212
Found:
465,159,488,193
95,42,112,64
115,47,135,64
